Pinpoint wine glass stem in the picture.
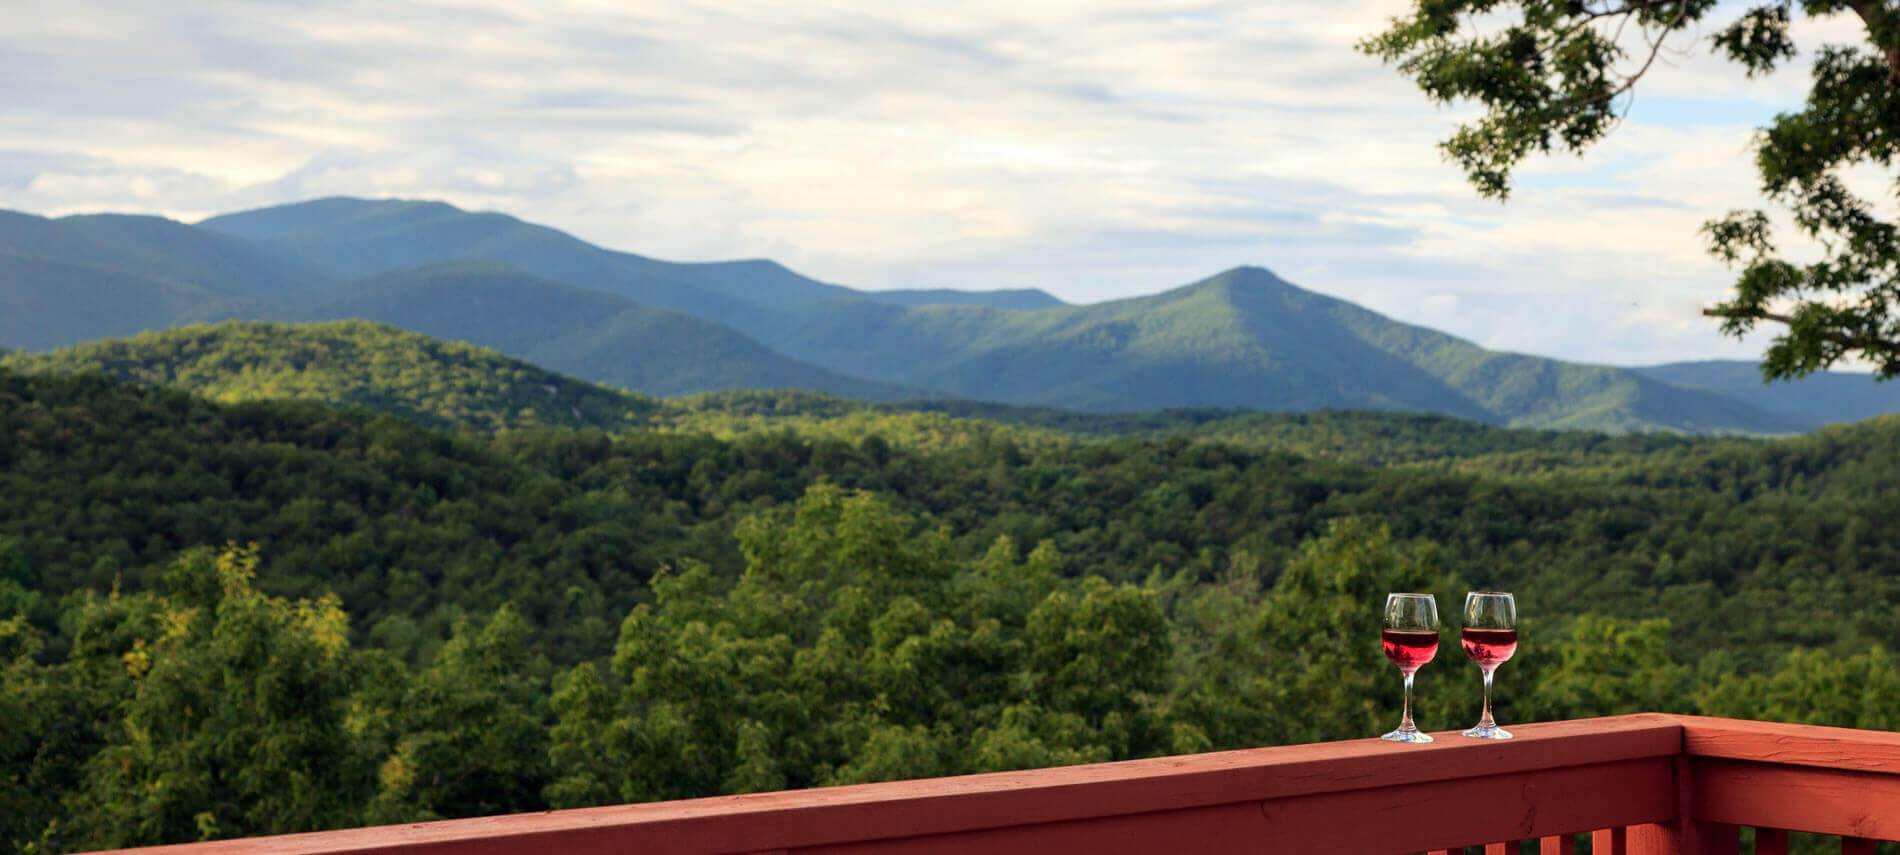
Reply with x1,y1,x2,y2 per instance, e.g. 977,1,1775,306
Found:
1401,671,1416,732
1478,667,1496,728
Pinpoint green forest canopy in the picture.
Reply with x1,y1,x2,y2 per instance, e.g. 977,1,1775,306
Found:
3,362,1899,850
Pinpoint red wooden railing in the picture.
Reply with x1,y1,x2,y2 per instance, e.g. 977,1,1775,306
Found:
95,714,1900,855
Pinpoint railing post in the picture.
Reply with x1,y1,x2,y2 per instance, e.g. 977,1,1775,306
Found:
1540,835,1575,855
1627,755,1739,854
1628,822,1738,854
1626,824,1672,853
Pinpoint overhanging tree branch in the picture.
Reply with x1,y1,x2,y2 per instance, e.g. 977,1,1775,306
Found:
1366,0,1900,380
1844,0,1900,77
1702,306,1885,351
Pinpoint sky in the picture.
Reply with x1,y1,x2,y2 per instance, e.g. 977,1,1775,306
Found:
0,1,1876,366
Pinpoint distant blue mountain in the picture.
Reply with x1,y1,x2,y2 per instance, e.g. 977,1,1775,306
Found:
0,205,903,398
1633,361,1900,427
0,209,334,349
200,197,1071,324
863,288,1065,310
298,261,911,399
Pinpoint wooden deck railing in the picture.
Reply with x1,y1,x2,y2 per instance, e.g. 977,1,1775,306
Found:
96,714,1900,855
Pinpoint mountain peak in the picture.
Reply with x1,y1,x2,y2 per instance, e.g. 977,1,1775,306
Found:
691,258,811,283
236,195,462,215
1208,265,1292,285
56,212,180,226
1160,266,1314,309
199,197,472,241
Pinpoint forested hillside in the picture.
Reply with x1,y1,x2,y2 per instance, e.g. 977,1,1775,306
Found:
3,363,1899,849
1,320,659,432
1,319,1726,470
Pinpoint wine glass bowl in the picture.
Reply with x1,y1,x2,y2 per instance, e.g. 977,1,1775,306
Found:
1460,591,1517,740
1381,627,1439,672
1380,593,1440,744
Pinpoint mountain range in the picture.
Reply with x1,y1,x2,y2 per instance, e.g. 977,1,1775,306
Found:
0,318,1736,474
3,196,1897,433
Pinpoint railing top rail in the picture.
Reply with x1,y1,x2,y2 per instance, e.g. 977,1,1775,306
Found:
1675,714,1900,774
93,715,1900,855
101,714,1682,855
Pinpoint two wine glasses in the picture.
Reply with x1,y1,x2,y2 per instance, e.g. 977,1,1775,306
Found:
1379,591,1516,744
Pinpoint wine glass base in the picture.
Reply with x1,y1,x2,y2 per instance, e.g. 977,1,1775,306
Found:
1381,727,1434,744
1461,724,1513,740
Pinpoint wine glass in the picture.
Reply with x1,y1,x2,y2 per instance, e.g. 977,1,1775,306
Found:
1461,591,1518,740
1380,593,1440,744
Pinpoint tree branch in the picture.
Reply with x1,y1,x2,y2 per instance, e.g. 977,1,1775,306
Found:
1702,306,1885,349
1564,0,1692,111
1623,2,1692,90
1845,0,1900,78
1549,3,1640,46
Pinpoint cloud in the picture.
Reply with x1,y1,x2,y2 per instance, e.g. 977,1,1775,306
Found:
0,0,1859,365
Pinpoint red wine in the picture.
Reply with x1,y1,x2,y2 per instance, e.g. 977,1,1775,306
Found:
1462,627,1518,668
1381,629,1440,672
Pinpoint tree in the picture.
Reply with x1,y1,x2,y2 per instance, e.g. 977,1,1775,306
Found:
1247,518,1464,745
0,609,58,849
1164,518,1465,749
56,545,376,849
365,607,550,824
1698,645,1900,728
1363,0,1900,379
543,485,1186,808
1519,615,1691,719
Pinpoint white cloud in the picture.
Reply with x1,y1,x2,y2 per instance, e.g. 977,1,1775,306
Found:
0,0,1879,365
